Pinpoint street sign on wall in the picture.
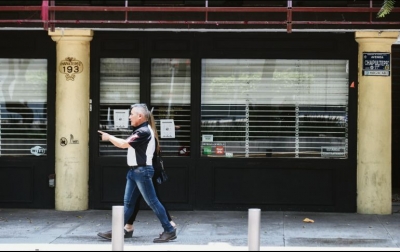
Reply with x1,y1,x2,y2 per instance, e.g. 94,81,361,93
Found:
362,52,391,76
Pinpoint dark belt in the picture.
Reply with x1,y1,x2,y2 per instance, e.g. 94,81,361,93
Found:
129,164,146,169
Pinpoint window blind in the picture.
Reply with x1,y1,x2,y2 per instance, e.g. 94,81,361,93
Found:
100,58,140,103
201,59,349,159
99,58,140,156
151,58,191,157
0,59,48,157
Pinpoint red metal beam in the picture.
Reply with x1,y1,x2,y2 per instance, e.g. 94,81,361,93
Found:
2,19,398,26
9,5,394,14
0,20,288,25
0,3,399,33
47,6,289,12
0,6,42,11
1,5,397,13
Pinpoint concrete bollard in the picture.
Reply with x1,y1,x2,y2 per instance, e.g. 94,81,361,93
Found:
112,206,124,251
248,208,261,251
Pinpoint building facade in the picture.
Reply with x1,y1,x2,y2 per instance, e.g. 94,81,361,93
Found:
0,1,399,214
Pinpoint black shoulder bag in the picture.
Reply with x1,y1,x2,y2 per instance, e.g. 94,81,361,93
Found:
156,148,168,184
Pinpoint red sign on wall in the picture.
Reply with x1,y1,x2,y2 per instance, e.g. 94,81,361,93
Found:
215,145,225,155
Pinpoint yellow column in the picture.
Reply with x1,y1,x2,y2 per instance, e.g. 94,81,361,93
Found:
49,29,93,211
355,31,399,214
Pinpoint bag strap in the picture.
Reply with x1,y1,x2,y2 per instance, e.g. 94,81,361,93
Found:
157,139,162,158
156,139,165,171
159,151,165,171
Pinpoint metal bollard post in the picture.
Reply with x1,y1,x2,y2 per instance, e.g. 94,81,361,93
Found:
248,208,261,251
112,206,124,251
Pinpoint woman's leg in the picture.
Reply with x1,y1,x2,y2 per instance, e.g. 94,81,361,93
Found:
127,195,142,224
125,195,143,231
152,177,173,222
124,171,173,231
133,166,174,233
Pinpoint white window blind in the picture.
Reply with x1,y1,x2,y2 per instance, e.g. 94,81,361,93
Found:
201,59,349,159
99,58,140,156
0,59,48,156
100,58,140,103
202,59,348,105
151,58,191,105
151,58,191,157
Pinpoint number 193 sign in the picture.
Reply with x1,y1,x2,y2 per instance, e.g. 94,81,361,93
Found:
59,57,84,81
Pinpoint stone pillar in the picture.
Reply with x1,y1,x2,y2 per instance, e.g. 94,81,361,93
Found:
355,31,399,214
49,29,93,211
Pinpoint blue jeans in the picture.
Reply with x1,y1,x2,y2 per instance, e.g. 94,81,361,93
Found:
123,165,174,233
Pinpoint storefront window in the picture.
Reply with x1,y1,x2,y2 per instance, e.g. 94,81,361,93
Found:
0,59,48,157
151,58,191,157
201,59,349,159
98,58,140,156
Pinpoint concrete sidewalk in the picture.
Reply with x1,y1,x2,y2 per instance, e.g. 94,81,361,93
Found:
0,206,399,251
